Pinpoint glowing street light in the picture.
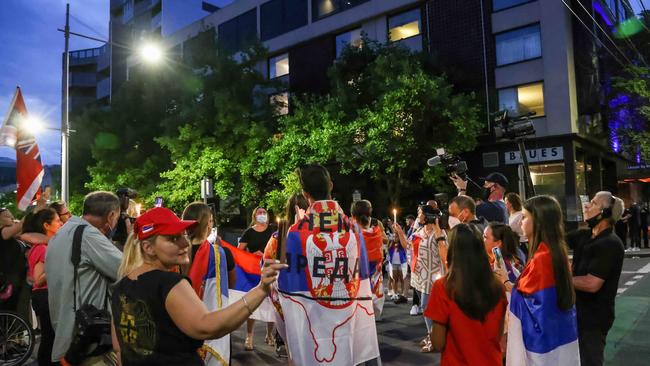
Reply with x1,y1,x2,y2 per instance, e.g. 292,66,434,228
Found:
140,42,163,64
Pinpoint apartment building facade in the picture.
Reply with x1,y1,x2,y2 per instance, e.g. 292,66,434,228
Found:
125,0,641,222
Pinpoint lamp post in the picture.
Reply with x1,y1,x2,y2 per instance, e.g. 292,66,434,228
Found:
59,3,164,203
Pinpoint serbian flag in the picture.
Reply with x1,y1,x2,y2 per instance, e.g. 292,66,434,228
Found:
189,241,230,365
506,243,580,366
222,241,275,322
1,87,44,210
277,200,379,365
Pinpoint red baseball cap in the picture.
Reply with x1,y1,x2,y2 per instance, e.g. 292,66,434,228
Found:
134,207,197,240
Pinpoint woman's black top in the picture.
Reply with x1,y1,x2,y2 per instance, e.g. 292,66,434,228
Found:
0,227,27,312
239,226,274,253
111,270,203,366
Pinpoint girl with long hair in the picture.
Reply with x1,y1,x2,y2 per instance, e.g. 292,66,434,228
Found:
351,200,388,320
184,202,235,365
424,223,507,365
484,223,525,284
25,208,63,365
506,195,579,365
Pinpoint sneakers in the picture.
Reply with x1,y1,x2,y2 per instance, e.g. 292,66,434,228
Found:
276,344,288,358
409,305,419,316
626,247,642,252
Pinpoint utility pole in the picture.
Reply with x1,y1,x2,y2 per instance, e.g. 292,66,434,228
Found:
61,3,70,203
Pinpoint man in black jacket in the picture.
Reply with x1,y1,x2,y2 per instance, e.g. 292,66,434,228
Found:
569,191,625,366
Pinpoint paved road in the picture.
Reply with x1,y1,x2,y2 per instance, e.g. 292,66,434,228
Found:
23,257,650,366
230,257,650,365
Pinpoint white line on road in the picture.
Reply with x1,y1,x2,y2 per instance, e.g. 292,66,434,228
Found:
624,281,637,286
617,288,627,294
638,262,650,274
633,275,644,280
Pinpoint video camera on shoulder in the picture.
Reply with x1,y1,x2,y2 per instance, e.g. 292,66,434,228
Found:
427,148,468,180
419,204,442,225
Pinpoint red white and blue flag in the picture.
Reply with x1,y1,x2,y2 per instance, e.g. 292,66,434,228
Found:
277,200,379,365
506,243,580,365
1,87,44,211
189,241,230,365
222,241,275,321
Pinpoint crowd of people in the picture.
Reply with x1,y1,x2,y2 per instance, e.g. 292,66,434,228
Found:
0,163,636,366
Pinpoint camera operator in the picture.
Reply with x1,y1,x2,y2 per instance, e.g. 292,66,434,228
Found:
568,191,625,366
113,188,137,251
451,172,508,224
448,195,488,233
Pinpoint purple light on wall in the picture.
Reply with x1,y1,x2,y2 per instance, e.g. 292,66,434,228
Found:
593,1,614,27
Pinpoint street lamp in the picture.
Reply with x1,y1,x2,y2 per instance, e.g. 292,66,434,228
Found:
140,42,163,64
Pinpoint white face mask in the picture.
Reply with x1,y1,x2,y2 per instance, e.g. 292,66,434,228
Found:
448,216,461,229
256,214,268,224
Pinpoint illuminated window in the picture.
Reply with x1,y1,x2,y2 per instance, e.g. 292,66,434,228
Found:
496,24,541,66
336,28,362,57
270,92,289,115
269,53,289,79
498,82,545,117
388,9,421,42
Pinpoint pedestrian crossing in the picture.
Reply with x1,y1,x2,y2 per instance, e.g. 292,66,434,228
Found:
617,262,650,295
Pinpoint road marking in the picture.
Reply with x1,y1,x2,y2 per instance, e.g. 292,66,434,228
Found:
633,275,643,280
638,262,650,274
624,281,637,286
617,288,627,294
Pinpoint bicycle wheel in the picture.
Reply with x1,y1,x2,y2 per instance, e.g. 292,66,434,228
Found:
0,311,34,366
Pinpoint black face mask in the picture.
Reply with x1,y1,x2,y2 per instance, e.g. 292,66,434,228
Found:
482,186,492,201
586,214,602,229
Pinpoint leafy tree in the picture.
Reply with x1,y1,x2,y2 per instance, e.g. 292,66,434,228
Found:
257,40,481,210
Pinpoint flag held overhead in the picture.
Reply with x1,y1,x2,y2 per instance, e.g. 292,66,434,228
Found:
1,87,44,211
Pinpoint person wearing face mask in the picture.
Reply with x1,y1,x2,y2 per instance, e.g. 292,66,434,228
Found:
45,191,123,364
238,207,275,350
451,172,509,224
448,195,488,233
394,205,447,353
567,191,624,366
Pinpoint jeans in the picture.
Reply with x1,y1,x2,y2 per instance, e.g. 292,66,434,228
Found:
419,291,433,333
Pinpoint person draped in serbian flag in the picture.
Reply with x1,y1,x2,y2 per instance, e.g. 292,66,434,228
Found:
263,193,310,358
184,202,233,366
506,195,580,366
277,165,380,365
0,87,44,210
350,200,387,320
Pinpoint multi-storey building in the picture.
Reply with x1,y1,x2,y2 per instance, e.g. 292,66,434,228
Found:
124,0,643,222
65,0,218,116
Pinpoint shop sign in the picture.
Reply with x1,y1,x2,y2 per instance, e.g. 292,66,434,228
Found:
504,146,564,165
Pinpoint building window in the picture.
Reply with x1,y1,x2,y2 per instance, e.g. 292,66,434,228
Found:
261,0,308,41
498,82,545,117
388,8,421,42
123,0,134,23
336,28,362,57
493,0,534,12
269,53,289,79
496,24,541,66
218,9,257,53
270,92,289,115
312,0,369,20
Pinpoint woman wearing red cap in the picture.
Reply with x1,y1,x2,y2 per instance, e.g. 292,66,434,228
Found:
111,207,286,365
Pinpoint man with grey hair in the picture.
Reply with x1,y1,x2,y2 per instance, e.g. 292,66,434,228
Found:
46,191,123,364
568,191,625,366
